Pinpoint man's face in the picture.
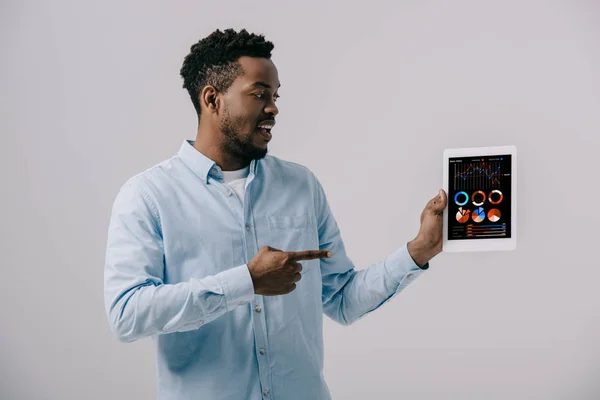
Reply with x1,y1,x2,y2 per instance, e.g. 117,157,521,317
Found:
218,56,280,164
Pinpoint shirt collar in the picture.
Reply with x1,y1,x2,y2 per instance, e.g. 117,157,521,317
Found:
177,140,258,184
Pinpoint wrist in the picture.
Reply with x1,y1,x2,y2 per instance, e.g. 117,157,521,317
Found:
407,238,434,268
246,263,260,294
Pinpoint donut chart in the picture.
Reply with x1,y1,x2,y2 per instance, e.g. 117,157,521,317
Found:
454,191,469,206
472,190,486,206
489,190,503,204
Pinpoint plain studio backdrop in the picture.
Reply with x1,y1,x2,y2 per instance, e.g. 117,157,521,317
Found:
2,1,599,399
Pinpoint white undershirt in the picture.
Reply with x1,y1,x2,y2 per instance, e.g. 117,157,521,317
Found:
222,166,250,205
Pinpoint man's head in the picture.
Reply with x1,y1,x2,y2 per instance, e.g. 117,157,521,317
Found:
180,29,280,165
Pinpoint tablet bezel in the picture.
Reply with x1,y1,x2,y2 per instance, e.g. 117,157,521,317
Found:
442,145,517,252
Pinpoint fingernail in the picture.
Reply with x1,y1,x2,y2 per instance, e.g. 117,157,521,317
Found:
327,252,332,258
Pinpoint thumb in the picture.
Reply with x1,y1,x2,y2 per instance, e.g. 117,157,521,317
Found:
429,189,447,213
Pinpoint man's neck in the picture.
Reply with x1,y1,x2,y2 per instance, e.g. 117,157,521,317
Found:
193,127,249,171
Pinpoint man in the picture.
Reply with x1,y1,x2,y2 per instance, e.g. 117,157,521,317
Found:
104,28,448,400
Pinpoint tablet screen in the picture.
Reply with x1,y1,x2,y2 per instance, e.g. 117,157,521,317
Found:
448,154,512,240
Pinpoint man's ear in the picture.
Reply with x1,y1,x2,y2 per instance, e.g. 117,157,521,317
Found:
200,86,220,114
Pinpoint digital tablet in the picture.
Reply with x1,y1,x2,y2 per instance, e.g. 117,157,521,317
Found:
442,146,517,252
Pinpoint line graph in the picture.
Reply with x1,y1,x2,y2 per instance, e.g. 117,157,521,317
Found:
452,159,506,191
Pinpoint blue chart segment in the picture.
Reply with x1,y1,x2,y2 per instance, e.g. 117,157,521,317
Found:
472,207,485,223
448,154,512,240
454,191,469,206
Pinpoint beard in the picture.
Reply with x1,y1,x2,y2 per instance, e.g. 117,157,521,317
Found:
220,105,268,164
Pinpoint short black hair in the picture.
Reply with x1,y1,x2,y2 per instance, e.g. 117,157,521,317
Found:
180,28,275,118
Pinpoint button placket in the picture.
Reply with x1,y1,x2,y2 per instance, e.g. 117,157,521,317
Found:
252,296,272,396
241,175,274,397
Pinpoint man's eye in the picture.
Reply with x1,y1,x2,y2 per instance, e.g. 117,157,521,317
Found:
253,93,280,101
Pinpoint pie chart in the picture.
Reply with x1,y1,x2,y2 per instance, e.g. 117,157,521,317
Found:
456,207,470,223
472,207,485,223
487,208,501,222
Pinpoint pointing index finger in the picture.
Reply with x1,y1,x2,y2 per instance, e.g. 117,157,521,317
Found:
288,250,332,261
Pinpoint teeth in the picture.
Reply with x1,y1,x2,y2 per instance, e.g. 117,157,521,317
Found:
258,120,275,129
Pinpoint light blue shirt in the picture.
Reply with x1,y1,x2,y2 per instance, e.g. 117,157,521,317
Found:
104,139,428,400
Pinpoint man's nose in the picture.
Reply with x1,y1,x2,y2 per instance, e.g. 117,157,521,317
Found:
264,101,278,116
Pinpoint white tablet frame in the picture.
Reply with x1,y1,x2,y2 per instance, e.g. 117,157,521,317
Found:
442,145,517,252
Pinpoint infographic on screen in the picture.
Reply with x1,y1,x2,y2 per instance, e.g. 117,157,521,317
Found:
448,155,512,240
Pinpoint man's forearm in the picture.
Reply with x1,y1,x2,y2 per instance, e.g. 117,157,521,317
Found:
105,264,254,342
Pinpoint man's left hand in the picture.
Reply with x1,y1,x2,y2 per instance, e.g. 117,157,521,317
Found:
408,189,448,267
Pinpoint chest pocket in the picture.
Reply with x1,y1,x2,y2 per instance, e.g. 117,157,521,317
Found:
267,214,315,252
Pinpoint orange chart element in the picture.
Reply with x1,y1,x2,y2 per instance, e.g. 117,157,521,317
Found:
472,207,485,223
472,190,486,206
456,207,471,223
489,190,503,204
487,208,501,222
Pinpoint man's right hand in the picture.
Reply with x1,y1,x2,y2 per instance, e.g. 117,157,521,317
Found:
247,246,332,296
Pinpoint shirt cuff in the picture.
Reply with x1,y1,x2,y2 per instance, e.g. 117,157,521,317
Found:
383,244,428,285
217,264,255,311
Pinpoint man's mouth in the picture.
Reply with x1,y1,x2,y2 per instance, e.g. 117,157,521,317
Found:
257,120,275,141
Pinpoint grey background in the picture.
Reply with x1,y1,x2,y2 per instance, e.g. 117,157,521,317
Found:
2,0,599,399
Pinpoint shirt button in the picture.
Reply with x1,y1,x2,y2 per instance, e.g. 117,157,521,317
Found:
226,190,232,196
238,301,245,305
407,274,413,278
259,348,265,355
245,225,250,231
263,389,269,396
255,306,262,313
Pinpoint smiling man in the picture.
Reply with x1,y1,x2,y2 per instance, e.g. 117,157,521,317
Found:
104,28,447,400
